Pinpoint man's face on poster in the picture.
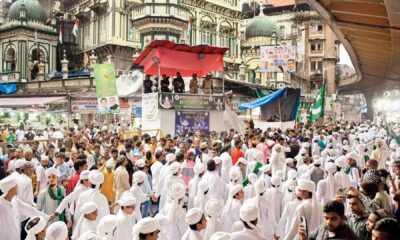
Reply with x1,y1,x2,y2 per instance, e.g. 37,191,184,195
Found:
101,98,107,107
287,59,295,72
110,97,117,106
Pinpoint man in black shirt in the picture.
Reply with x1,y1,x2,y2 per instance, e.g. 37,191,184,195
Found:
143,75,153,93
173,72,185,93
160,74,171,93
298,200,359,240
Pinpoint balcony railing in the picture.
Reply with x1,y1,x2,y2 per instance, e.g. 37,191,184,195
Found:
131,4,189,22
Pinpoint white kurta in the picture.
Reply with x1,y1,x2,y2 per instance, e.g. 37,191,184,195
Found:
0,197,49,240
220,151,232,184
245,196,277,239
122,184,148,221
18,173,34,205
75,188,110,221
221,198,241,232
231,228,268,240
35,165,48,192
181,229,203,240
150,161,163,191
159,204,187,240
284,199,323,240
71,217,97,240
202,171,226,200
265,187,284,223
114,210,136,240
56,184,88,223
276,199,301,238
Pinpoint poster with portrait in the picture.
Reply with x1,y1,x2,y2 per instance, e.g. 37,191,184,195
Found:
260,46,296,73
94,63,120,114
175,111,209,137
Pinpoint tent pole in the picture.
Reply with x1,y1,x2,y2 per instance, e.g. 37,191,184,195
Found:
222,71,225,96
278,98,282,121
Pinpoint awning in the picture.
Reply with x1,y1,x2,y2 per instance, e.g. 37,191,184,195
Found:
239,87,288,110
133,40,228,76
0,96,67,107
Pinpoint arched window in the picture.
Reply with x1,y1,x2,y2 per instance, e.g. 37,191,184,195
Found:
291,24,297,36
279,25,285,38
5,48,16,72
31,48,46,62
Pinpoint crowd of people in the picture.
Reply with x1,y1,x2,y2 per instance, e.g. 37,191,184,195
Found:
1,120,400,240
143,72,214,94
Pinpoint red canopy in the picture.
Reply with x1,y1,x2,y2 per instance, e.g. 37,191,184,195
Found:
133,40,228,77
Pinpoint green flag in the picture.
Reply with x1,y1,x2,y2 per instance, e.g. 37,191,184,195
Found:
310,83,326,122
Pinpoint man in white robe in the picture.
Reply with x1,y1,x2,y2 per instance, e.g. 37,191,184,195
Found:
0,175,50,240
158,161,184,211
284,179,323,240
158,182,187,240
221,185,244,232
371,138,388,169
193,180,210,211
316,162,337,206
75,170,110,222
114,195,137,240
245,178,276,239
182,208,207,240
18,161,35,206
220,146,232,184
204,198,224,239
122,171,149,221
71,202,98,239
46,221,68,240
188,163,205,209
265,176,284,223
231,202,268,240
97,214,119,240
276,188,302,238
202,159,226,201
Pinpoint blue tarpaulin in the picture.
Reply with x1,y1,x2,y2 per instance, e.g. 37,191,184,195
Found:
239,87,287,110
0,83,18,94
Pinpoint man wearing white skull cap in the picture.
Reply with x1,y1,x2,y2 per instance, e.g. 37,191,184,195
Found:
316,162,337,206
182,208,207,240
132,217,161,240
284,179,323,240
188,163,205,209
158,161,184,211
345,152,361,188
158,182,187,240
45,221,68,240
122,171,151,221
204,198,224,239
0,174,50,239
203,159,227,201
276,187,302,238
25,216,47,240
265,175,284,223
221,185,244,232
371,138,388,169
75,170,110,223
71,202,98,239
193,179,210,211
231,202,268,239
97,214,119,240
244,178,277,239
114,194,137,240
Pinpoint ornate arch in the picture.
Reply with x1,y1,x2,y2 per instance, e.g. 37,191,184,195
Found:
29,44,49,63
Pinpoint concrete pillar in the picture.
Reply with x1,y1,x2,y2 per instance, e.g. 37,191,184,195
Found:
89,50,97,78
37,62,45,81
61,50,69,79
239,62,246,81
363,92,375,121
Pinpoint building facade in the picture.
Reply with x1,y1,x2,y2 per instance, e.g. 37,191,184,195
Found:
240,2,339,96
0,0,58,82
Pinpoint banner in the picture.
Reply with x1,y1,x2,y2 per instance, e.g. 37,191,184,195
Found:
71,97,98,113
159,93,224,111
175,111,209,137
94,63,120,114
260,46,296,73
310,83,326,122
142,93,159,120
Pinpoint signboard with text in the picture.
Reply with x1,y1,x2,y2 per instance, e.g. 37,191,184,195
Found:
71,97,98,113
94,63,120,114
260,46,296,73
159,93,224,111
